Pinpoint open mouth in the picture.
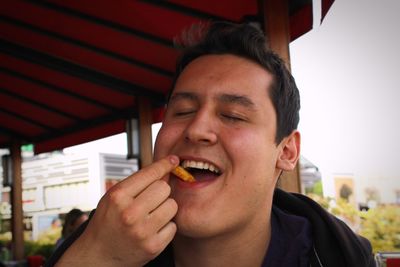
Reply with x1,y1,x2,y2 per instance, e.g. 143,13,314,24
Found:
181,160,221,181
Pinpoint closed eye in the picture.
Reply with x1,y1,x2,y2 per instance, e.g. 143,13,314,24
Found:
221,113,246,122
175,110,196,117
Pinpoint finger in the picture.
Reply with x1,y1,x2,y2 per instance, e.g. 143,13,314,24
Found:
146,198,178,233
133,180,171,215
145,221,177,257
157,221,177,244
116,155,179,197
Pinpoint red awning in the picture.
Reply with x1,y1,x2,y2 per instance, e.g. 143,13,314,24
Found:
0,0,334,154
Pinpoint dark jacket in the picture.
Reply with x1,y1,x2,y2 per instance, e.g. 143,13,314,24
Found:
273,189,375,267
45,189,375,267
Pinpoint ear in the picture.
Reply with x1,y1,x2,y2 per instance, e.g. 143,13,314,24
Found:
276,130,301,171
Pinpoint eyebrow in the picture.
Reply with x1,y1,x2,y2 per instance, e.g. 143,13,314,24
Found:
217,94,256,109
169,92,197,103
169,92,256,110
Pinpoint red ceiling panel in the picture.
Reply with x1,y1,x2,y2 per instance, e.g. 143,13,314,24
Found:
0,92,75,128
322,0,336,22
34,119,126,154
0,110,47,137
0,53,136,109
289,4,313,42
0,72,108,119
44,0,205,40
0,1,178,72
0,135,8,144
0,0,334,153
166,0,257,20
0,21,172,92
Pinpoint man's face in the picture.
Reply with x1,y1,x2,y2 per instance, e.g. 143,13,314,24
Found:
154,54,284,239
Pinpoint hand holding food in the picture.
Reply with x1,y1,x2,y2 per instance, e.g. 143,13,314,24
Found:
56,156,179,267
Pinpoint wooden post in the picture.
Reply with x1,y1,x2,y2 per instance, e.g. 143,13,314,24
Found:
261,0,301,193
277,161,301,193
138,97,153,168
10,142,24,260
261,0,291,69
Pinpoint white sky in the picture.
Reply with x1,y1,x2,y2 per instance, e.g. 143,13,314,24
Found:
65,0,400,193
290,0,400,185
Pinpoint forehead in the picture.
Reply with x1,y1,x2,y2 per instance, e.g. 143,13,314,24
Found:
172,54,273,101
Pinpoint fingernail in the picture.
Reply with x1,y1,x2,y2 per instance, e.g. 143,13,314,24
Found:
169,155,179,165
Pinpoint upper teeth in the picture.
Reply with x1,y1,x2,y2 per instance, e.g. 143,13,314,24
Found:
181,160,220,174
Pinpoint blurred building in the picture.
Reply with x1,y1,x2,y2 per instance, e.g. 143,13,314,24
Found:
299,156,322,195
0,152,138,240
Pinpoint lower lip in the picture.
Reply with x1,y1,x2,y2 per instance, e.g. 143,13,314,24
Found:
174,176,218,189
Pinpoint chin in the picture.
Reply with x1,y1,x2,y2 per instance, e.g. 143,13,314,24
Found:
175,207,237,240
175,221,216,239
174,208,214,238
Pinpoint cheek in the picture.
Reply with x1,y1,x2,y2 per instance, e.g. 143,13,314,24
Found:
227,132,277,207
224,128,267,162
153,124,182,160
224,128,278,181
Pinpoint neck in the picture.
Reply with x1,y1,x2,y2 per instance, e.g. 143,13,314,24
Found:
172,210,272,267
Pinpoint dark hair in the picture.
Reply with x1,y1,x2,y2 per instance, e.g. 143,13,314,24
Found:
171,21,300,144
61,208,85,238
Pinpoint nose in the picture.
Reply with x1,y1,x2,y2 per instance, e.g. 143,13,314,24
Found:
184,109,217,146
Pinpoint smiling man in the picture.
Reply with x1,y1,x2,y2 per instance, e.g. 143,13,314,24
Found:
47,22,375,267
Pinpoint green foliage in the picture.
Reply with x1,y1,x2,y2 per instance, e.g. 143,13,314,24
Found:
37,227,61,245
0,232,11,244
305,181,323,196
0,229,59,259
312,181,323,196
308,194,400,253
26,227,60,259
359,205,400,253
24,241,55,259
330,198,360,226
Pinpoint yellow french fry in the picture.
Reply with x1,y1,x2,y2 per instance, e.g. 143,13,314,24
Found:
172,166,196,182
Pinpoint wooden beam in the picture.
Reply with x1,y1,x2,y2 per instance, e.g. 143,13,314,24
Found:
261,0,291,69
277,162,301,193
10,142,24,260
261,0,300,193
138,97,153,168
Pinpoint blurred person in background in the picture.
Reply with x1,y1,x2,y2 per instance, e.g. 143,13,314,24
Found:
55,209,88,249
